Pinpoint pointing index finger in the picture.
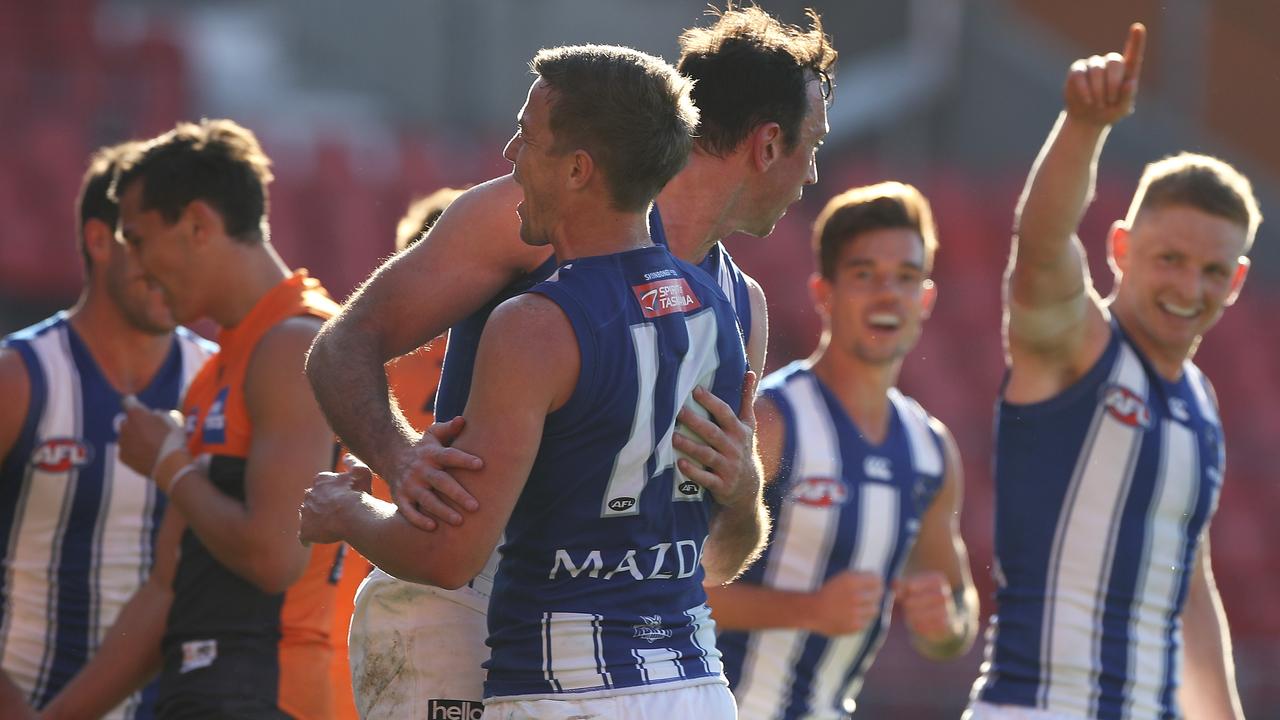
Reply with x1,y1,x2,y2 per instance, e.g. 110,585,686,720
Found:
1122,22,1146,83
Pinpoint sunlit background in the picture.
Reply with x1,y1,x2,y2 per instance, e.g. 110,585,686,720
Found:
2,1,1276,716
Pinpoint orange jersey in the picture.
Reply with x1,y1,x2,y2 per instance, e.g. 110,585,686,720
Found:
324,339,447,717
174,270,356,720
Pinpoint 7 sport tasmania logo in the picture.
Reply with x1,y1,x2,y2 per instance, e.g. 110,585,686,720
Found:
632,278,701,318
30,438,93,472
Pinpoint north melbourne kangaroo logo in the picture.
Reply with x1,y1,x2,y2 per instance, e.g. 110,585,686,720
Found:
633,615,673,643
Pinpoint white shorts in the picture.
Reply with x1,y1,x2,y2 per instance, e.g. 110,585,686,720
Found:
348,568,490,720
482,680,736,720
964,701,1088,720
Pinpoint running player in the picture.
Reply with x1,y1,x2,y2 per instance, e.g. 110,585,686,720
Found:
304,7,834,716
0,143,215,719
43,120,346,719
710,183,979,718
301,44,760,719
967,24,1252,719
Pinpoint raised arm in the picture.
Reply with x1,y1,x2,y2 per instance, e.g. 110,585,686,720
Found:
304,175,552,528
1006,24,1145,400
300,295,576,589
895,421,978,660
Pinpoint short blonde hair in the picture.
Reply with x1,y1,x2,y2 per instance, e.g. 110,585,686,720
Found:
1125,152,1262,252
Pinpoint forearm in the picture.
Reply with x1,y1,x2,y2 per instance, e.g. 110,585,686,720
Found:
41,580,169,720
168,466,303,592
700,496,767,586
332,492,463,588
306,322,418,480
1015,113,1109,262
705,582,818,632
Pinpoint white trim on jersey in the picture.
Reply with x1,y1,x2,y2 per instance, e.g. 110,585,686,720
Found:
685,604,722,677
734,373,843,718
541,611,613,693
889,390,943,476
805,481,899,713
1120,418,1200,719
1039,343,1146,716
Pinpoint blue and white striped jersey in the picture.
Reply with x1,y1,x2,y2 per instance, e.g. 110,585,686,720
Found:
482,245,747,702
720,362,946,719
0,313,214,719
973,322,1224,720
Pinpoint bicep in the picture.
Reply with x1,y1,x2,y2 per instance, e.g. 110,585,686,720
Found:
744,276,768,377
419,298,578,575
335,176,551,360
0,350,31,462
754,395,784,484
246,320,337,522
1005,236,1107,364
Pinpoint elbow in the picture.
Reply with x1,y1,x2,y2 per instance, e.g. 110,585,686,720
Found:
244,550,309,596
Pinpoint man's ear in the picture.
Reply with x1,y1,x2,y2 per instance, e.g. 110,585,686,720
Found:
750,122,784,173
81,218,115,267
567,149,594,191
1224,256,1250,307
182,200,227,247
809,271,832,320
921,279,938,320
1106,220,1130,279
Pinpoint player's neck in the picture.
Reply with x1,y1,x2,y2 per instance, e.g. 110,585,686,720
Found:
657,150,746,263
67,292,172,395
1110,304,1190,382
206,241,293,328
808,342,899,445
551,208,652,262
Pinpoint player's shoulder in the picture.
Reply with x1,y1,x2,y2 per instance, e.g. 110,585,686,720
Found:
2,313,69,348
0,345,31,390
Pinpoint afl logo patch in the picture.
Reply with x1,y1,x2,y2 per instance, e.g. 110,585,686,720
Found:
31,438,93,472
791,476,848,507
1103,384,1151,429
608,496,637,512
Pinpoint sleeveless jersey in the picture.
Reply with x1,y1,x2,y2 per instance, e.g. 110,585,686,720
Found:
164,271,348,720
973,322,1224,720
720,362,946,719
434,204,753,422
483,245,746,702
0,313,214,718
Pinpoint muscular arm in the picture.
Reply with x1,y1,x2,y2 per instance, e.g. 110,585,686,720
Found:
743,274,769,376
305,176,549,485
165,318,334,593
1005,25,1145,401
1178,539,1245,719
41,508,184,720
0,671,34,720
897,421,979,660
302,296,576,588
706,396,883,634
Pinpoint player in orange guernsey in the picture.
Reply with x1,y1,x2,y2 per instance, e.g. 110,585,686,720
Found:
43,120,346,720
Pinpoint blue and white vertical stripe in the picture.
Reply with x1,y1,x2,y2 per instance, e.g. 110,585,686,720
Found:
977,326,1223,720
0,314,213,718
723,363,945,720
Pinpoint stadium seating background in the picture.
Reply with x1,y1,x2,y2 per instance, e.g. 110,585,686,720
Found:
1,1,1275,716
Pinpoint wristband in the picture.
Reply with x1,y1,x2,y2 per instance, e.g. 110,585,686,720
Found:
152,448,194,493
165,462,201,497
